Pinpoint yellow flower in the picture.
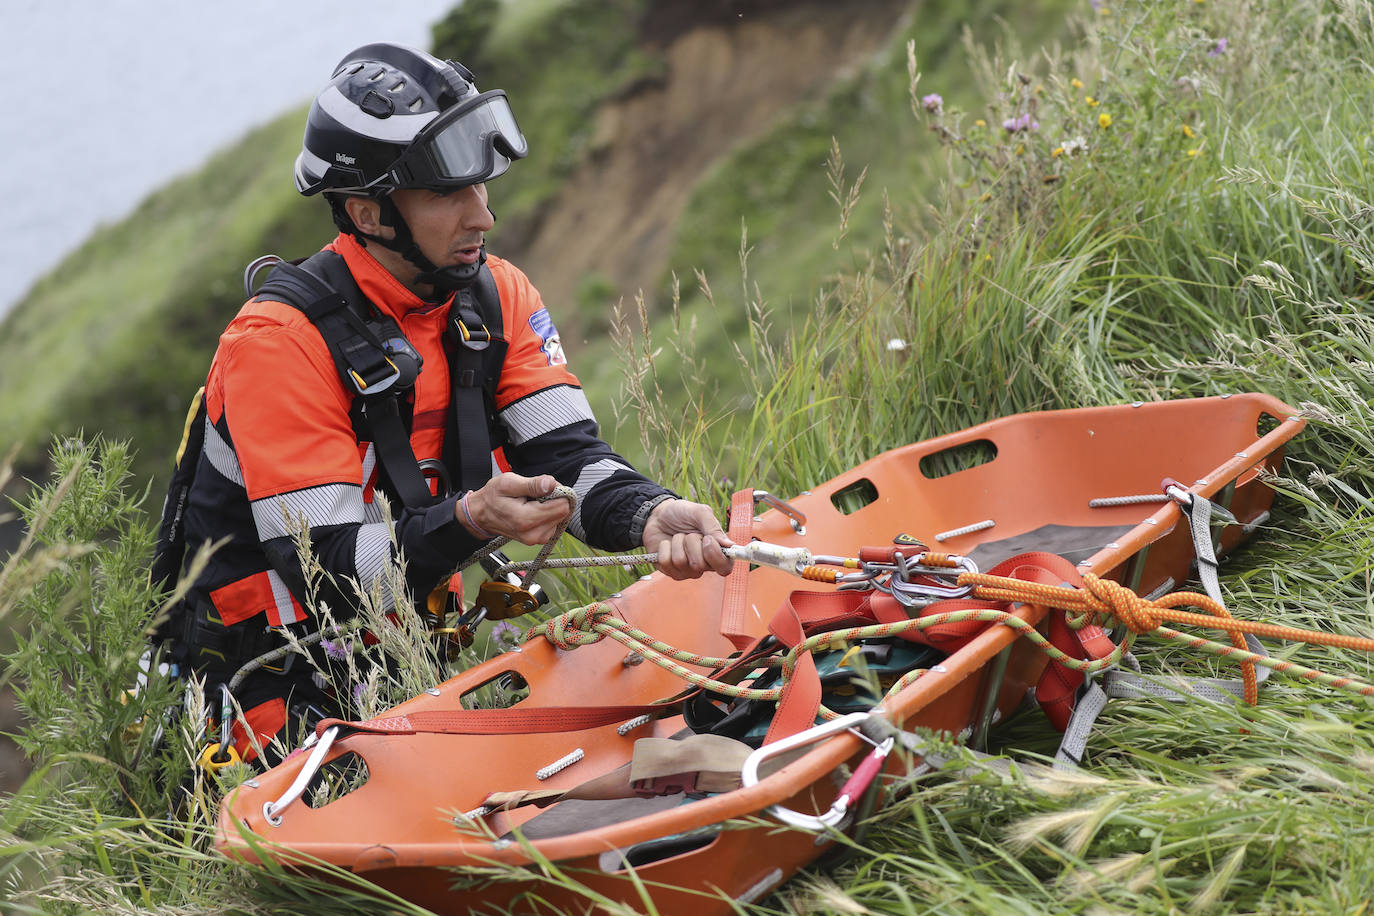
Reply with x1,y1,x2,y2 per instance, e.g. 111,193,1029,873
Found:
1015,143,1026,156
1086,96,1100,107
1035,84,1045,95
979,193,993,202
1181,124,1196,138
1052,146,1065,158
975,118,987,127
1071,78,1084,89
1099,5,1110,14
1098,112,1113,129
1187,148,1201,157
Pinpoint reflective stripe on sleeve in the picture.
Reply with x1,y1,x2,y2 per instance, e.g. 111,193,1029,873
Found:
568,458,631,540
251,483,365,542
354,522,396,609
499,385,596,446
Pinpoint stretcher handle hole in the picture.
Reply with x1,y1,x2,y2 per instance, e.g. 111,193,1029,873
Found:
830,478,879,515
1256,411,1281,438
918,438,998,480
458,668,530,708
303,751,370,809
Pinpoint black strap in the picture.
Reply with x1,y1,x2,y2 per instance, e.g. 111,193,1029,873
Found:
444,264,509,494
257,253,435,508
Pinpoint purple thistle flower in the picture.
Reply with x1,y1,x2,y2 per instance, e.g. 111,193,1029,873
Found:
1209,38,1228,57
352,682,368,705
321,638,352,661
921,93,943,113
1089,0,1102,10
1002,113,1040,134
491,620,523,648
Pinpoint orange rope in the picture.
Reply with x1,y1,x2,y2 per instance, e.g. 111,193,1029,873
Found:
957,570,1374,706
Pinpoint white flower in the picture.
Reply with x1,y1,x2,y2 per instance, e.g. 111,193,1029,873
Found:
886,338,908,352
1060,136,1089,156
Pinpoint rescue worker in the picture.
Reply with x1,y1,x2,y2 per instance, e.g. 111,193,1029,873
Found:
170,43,732,766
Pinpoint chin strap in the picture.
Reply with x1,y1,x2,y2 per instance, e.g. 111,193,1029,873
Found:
369,195,486,292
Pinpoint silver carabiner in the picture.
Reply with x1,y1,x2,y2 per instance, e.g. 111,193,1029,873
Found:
739,712,876,831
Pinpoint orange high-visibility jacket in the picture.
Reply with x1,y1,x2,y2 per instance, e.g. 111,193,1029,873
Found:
179,233,672,643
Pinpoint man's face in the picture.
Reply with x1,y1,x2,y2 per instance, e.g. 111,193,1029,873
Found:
390,183,494,269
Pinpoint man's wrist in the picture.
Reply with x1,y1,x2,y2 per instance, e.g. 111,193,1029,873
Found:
630,493,677,545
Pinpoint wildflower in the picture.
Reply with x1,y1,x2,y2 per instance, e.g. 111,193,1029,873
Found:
321,638,353,661
975,118,987,127
352,682,368,706
1098,112,1113,129
979,193,993,202
1061,136,1089,155
491,620,523,648
1052,146,1065,158
1035,84,1044,95
1209,38,1228,57
1071,78,1084,89
886,338,908,352
1085,95,1100,107
1181,124,1196,138
1187,148,1201,157
921,93,943,113
1015,143,1026,155
1002,113,1040,133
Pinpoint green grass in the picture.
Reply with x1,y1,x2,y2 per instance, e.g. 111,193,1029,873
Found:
7,0,1374,912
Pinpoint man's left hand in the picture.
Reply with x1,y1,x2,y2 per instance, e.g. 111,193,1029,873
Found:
641,499,734,580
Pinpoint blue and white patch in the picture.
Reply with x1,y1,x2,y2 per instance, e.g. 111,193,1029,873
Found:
529,308,567,366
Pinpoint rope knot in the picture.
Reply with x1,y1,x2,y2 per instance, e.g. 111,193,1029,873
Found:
1082,573,1162,634
537,601,611,650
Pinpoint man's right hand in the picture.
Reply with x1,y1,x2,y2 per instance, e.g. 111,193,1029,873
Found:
456,473,572,545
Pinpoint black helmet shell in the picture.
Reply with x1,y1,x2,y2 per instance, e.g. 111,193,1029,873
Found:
294,43,478,196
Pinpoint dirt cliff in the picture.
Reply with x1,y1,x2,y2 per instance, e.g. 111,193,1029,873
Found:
500,0,912,317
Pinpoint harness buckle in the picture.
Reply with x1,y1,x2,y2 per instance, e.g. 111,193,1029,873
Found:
454,317,491,351
347,356,402,395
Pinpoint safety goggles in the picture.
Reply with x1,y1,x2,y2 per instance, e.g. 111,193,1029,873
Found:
389,90,528,190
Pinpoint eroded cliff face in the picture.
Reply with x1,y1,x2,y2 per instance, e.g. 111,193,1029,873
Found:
499,0,913,319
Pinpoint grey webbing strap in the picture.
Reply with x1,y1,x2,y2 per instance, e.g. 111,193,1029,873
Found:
1053,490,1271,768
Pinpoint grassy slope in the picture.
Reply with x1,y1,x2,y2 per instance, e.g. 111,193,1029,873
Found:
0,0,1068,493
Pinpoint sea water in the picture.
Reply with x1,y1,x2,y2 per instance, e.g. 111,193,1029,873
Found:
0,0,457,318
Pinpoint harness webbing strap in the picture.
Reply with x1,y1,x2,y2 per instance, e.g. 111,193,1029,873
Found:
720,489,757,651
448,285,499,494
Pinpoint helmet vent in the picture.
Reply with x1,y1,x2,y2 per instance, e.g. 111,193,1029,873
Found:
368,68,385,81
389,79,406,92
408,97,424,112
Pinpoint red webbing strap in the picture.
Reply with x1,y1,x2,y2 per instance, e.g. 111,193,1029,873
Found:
762,594,823,747
991,551,1115,732
315,705,664,739
720,489,757,651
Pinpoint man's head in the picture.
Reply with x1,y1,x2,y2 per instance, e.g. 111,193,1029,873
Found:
294,43,527,291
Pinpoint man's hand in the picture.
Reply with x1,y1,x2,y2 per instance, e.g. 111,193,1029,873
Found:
457,473,572,545
642,498,734,580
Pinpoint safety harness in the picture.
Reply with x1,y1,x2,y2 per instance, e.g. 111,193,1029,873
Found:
149,250,507,663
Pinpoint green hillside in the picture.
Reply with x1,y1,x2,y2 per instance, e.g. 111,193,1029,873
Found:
0,0,1069,491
